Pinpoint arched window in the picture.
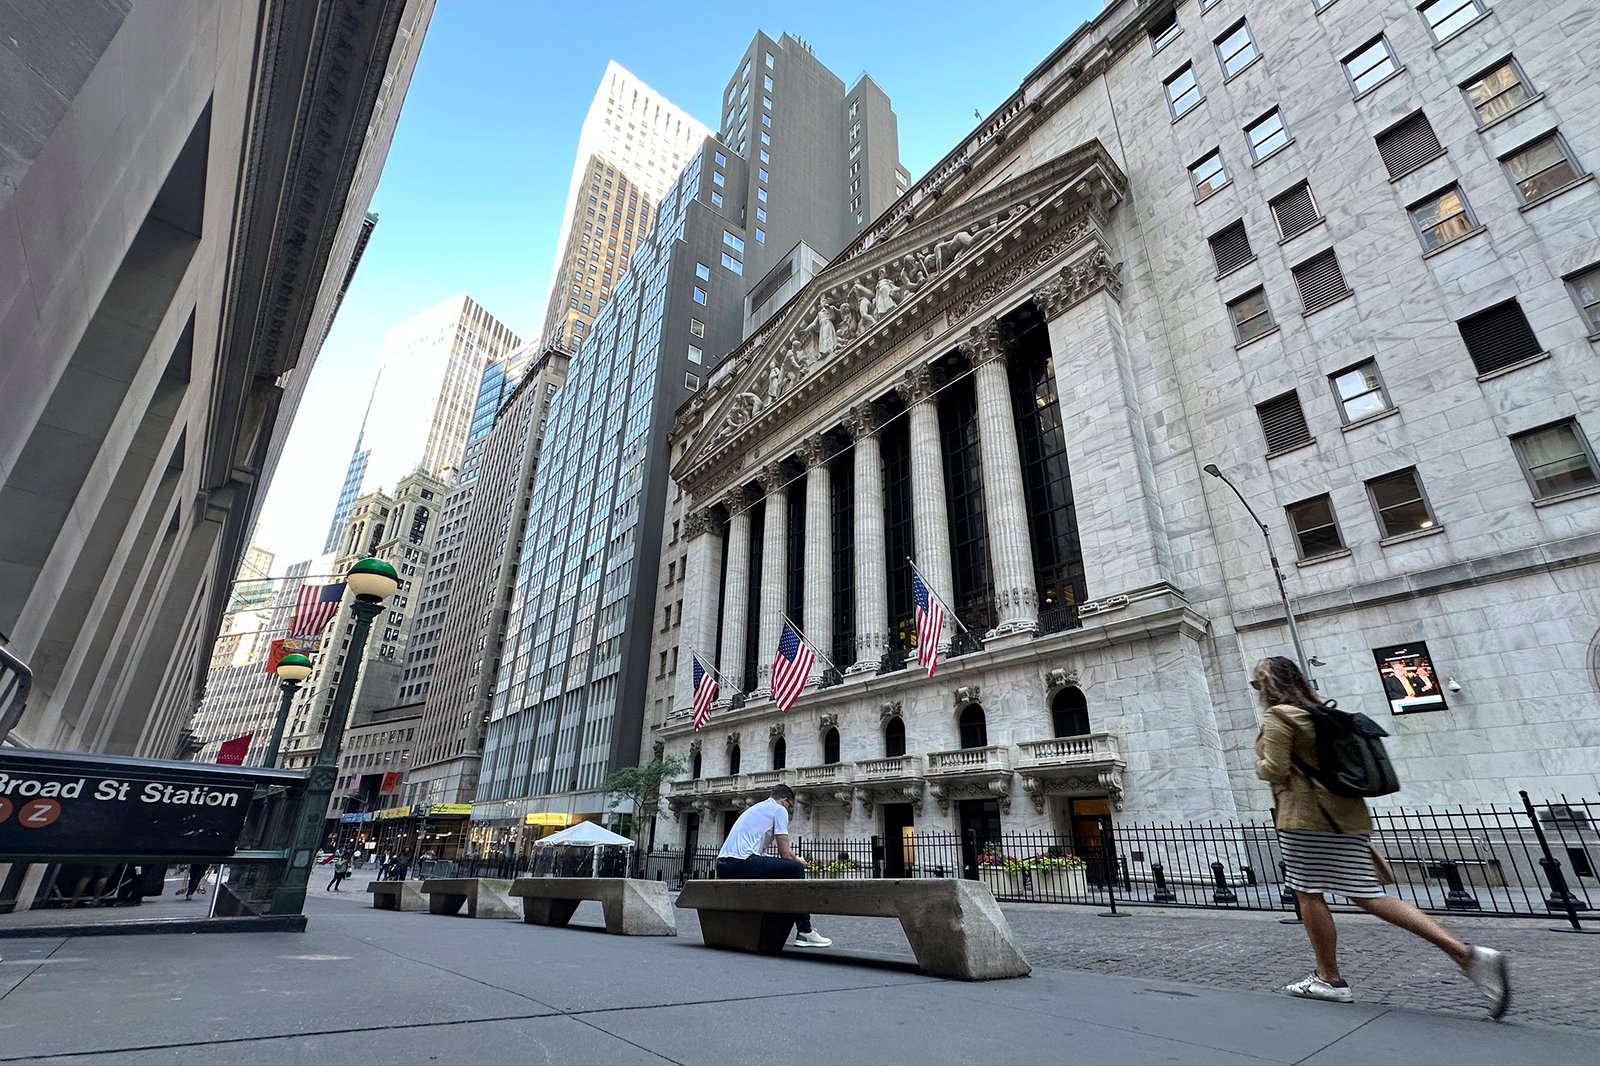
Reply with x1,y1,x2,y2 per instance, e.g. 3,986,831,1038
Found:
884,716,906,758
728,744,741,775
958,704,988,749
691,750,702,779
823,727,841,764
772,737,786,770
1052,687,1090,737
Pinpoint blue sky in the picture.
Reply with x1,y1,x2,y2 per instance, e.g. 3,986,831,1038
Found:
253,0,1100,568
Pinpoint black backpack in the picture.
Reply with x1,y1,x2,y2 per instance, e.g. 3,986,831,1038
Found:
1297,704,1401,799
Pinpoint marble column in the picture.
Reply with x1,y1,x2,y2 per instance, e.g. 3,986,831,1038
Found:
678,507,724,711
717,487,752,694
844,401,887,673
965,318,1038,636
755,463,790,693
798,435,835,682
895,364,953,649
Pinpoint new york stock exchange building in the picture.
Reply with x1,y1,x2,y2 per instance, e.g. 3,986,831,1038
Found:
644,0,1600,863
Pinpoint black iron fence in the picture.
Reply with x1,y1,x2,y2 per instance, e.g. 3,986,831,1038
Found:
640,794,1599,925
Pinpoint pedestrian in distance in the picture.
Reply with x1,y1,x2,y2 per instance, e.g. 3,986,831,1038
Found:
715,783,832,948
327,852,352,891
182,863,208,901
1251,655,1510,1017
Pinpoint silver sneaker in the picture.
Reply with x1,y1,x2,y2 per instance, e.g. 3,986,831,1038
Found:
1463,946,1510,1019
793,929,832,948
1283,972,1354,1003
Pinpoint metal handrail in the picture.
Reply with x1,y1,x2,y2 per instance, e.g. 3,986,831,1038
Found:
0,643,35,743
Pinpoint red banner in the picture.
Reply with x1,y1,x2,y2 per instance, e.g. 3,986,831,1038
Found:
265,637,313,673
216,734,252,765
381,771,400,794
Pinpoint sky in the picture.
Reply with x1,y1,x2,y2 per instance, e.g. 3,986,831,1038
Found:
251,0,1101,571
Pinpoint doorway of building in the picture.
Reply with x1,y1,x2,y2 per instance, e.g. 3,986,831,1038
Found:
721,809,738,843
881,802,915,876
956,798,1002,854
1070,797,1115,887
681,813,700,884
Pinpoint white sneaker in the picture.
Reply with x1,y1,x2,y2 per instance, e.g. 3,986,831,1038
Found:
1463,946,1510,1019
1283,973,1354,1003
793,929,832,948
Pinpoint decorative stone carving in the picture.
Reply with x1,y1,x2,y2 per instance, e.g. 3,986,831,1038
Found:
818,712,840,732
954,685,981,706
720,484,752,517
961,317,1012,367
841,401,883,441
769,722,785,740
927,778,1012,816
1043,668,1080,691
893,364,945,408
796,434,837,470
724,732,741,752
687,739,702,758
651,740,665,760
1077,594,1129,617
684,509,716,539
878,701,903,725
756,461,790,492
1019,767,1125,814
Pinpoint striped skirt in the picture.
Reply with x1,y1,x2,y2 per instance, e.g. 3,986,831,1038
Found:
1278,828,1385,899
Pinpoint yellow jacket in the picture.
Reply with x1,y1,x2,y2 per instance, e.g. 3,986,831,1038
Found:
1254,704,1372,835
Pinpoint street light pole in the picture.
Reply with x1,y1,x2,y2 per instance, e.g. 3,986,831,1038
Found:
262,653,313,768
270,558,397,915
1202,464,1315,685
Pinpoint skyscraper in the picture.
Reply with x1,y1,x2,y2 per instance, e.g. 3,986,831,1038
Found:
359,294,522,499
536,62,709,351
324,382,377,553
477,33,903,829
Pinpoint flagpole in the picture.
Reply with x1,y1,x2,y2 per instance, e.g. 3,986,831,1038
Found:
906,557,974,637
780,613,838,672
690,647,740,694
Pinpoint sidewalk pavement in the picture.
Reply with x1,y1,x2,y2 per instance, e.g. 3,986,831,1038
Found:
0,891,1592,1064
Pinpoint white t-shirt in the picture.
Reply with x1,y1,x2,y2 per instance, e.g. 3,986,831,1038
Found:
718,797,789,859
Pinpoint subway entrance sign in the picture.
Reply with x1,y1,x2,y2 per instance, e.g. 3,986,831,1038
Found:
0,747,296,861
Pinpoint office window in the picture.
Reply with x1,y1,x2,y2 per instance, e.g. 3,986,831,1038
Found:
755,227,766,244
1367,469,1436,537
695,262,710,280
714,151,727,167
1209,220,1254,274
721,252,743,275
1201,0,1220,8
687,344,702,364
1566,265,1600,332
1512,421,1600,499
1408,185,1476,251
755,207,767,223
692,287,707,305
761,114,771,128
685,372,700,391
765,51,774,68
723,231,744,253
1457,300,1542,374
1246,109,1290,161
1190,149,1230,199
1501,132,1582,205
1227,288,1275,344
1287,496,1345,559
1461,58,1532,126
1270,182,1321,239
762,96,772,110
758,168,769,183
1375,112,1443,179
1215,20,1260,78
764,75,773,91
1257,391,1312,454
759,149,769,164
710,190,723,208
1165,65,1203,118
712,171,724,188
1343,36,1400,96
1330,361,1392,423
757,187,768,202
690,318,705,337
1419,0,1486,42
1292,249,1351,314
1150,9,1180,52
761,131,770,145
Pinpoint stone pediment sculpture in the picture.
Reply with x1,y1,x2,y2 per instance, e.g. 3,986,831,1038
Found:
672,139,1127,493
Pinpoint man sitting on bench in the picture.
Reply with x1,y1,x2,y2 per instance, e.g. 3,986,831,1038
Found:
715,784,832,949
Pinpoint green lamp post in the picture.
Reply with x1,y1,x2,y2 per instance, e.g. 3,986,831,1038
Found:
263,653,313,768
271,557,399,915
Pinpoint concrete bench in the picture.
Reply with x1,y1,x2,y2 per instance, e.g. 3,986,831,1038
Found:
675,878,1030,981
418,877,519,919
509,877,676,936
366,880,427,911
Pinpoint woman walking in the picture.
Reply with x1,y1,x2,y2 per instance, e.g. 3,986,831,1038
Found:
1251,655,1510,1016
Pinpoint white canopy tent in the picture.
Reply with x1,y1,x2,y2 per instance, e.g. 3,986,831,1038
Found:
531,820,634,876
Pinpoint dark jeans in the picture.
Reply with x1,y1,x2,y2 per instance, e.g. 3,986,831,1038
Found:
716,855,811,933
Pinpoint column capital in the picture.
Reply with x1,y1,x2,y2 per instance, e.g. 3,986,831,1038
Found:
894,364,946,407
721,485,753,515
1031,247,1126,319
684,508,717,539
842,401,884,441
756,461,792,492
959,317,1014,368
796,434,839,470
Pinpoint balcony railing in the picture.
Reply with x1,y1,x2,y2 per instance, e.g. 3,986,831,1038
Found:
701,774,746,794
748,770,789,790
925,745,1011,776
855,755,923,781
794,762,854,787
668,778,704,798
1015,732,1120,768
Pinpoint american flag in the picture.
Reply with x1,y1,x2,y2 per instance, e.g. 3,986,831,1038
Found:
289,582,346,636
770,621,815,713
913,571,945,677
692,654,718,731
